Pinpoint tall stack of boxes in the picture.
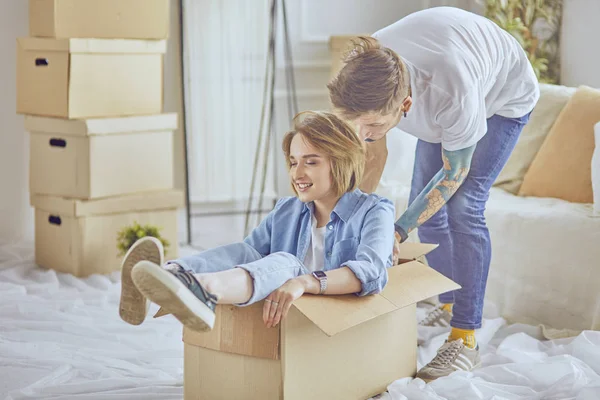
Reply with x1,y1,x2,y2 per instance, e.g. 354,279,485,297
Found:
17,0,183,277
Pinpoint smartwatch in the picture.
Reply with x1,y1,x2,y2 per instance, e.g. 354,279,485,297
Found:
312,270,328,295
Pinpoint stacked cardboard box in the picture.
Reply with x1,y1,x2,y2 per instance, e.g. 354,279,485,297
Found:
329,35,359,80
17,0,183,277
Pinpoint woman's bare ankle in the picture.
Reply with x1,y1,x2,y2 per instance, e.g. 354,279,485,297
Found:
195,274,221,301
193,269,252,305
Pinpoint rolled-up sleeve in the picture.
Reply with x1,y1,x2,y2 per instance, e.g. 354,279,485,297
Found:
343,198,395,296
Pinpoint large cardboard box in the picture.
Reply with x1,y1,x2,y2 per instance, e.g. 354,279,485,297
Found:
29,0,170,40
17,38,166,118
31,190,183,277
26,113,177,199
182,243,459,400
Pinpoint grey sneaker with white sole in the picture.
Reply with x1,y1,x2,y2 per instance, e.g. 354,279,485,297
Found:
131,261,218,332
416,339,481,382
119,237,164,325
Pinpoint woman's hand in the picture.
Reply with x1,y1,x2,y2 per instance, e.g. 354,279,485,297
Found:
263,278,306,328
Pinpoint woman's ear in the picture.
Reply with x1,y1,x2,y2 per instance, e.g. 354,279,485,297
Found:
402,96,413,114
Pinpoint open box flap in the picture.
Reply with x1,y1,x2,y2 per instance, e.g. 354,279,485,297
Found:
380,261,461,309
291,292,397,337
397,242,439,263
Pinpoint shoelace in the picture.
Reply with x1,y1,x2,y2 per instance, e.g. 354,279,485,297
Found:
421,305,446,325
169,265,197,287
177,269,195,285
429,340,464,369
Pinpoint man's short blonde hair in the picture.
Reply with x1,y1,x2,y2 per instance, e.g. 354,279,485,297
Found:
327,36,410,120
282,111,365,198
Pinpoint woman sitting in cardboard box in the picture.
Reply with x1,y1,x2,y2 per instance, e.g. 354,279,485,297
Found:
118,111,395,331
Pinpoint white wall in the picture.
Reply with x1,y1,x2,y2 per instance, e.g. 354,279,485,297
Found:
560,0,600,88
0,1,30,243
0,0,184,244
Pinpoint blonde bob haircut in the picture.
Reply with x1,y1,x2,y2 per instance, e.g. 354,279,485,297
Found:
282,111,365,198
327,36,410,120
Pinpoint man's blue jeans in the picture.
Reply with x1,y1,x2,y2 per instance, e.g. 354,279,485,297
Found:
409,113,531,330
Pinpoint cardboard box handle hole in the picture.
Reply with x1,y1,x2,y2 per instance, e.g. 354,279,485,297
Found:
48,215,62,226
35,58,49,67
49,138,67,148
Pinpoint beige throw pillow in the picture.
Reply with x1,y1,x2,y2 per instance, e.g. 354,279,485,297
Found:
518,86,600,203
494,84,576,194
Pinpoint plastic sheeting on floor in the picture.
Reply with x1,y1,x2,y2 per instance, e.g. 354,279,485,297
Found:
1,240,599,400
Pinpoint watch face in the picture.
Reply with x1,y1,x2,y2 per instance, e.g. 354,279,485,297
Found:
313,271,326,278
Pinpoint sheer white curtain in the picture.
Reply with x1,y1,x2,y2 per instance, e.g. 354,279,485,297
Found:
182,0,274,205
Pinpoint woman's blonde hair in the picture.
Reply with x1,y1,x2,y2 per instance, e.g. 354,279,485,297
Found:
282,111,365,198
327,36,410,120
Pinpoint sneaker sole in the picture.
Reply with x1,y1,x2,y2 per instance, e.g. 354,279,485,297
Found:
119,237,163,325
131,261,215,332
418,361,482,383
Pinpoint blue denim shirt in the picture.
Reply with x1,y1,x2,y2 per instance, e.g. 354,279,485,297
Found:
243,189,395,296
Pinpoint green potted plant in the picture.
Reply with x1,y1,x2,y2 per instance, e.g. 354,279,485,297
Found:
484,0,563,84
116,221,170,257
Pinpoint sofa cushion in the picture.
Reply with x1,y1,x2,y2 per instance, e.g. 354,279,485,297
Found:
518,85,600,203
494,84,576,194
484,187,600,331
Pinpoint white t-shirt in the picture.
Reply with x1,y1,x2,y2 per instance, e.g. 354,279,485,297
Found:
303,216,327,273
373,7,540,151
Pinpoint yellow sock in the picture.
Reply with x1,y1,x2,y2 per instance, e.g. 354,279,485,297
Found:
441,303,453,313
449,327,477,349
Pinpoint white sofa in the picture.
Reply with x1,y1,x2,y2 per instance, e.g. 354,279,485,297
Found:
378,84,600,332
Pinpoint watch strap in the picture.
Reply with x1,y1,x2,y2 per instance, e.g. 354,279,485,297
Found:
312,271,327,295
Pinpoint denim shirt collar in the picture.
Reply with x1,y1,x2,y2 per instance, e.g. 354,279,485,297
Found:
301,189,361,223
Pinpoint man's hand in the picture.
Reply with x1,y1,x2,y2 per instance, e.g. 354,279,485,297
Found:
263,277,307,328
393,232,402,265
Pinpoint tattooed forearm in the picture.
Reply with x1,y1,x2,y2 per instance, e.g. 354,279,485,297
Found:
395,145,475,240
416,188,445,225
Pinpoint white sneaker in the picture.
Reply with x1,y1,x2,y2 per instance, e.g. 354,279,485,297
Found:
118,237,164,325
